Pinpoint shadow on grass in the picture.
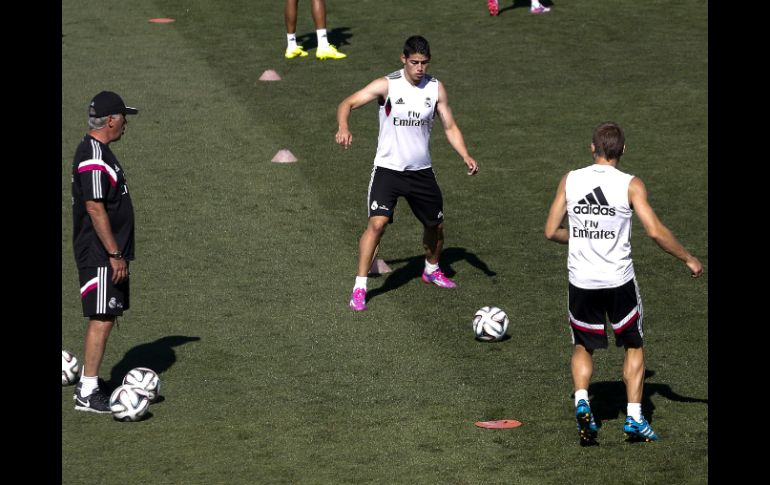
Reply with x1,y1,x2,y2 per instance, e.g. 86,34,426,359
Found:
498,0,555,16
296,26,352,51
366,246,496,302
106,335,201,391
585,369,708,427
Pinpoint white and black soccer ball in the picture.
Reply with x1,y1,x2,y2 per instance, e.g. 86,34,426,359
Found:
122,367,161,402
62,350,80,386
109,384,151,422
472,306,509,342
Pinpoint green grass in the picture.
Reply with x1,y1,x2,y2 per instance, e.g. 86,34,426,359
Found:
62,1,707,483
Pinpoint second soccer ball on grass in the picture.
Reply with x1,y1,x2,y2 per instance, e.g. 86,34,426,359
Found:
472,306,509,341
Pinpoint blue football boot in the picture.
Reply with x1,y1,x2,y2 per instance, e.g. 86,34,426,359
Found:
623,415,659,442
576,399,599,446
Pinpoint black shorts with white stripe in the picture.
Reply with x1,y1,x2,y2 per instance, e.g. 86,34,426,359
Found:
568,278,643,350
78,265,130,317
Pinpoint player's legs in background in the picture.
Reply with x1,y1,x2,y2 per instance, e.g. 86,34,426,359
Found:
285,0,298,33
310,0,326,28
312,0,346,58
284,0,308,58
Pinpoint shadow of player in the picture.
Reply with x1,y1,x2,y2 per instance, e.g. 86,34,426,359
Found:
105,335,201,393
366,246,497,302
296,26,352,51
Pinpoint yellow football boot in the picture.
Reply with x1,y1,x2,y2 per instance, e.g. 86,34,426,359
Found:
315,44,347,60
285,46,309,59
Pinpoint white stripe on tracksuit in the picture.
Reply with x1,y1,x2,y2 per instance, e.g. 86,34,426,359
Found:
97,266,107,314
91,139,103,199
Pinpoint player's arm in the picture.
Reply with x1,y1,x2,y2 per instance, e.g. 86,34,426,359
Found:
628,177,703,277
544,174,569,244
85,199,128,283
335,77,389,148
436,81,478,175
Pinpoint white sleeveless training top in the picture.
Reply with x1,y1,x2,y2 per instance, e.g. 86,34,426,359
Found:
566,164,636,289
373,69,438,171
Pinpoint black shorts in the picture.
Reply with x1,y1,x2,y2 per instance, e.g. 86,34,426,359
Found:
568,278,643,350
367,166,444,226
78,265,130,317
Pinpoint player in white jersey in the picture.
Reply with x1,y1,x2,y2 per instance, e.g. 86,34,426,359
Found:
544,121,703,445
335,35,479,311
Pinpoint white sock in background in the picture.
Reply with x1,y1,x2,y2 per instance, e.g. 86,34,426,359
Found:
317,29,329,49
287,33,297,49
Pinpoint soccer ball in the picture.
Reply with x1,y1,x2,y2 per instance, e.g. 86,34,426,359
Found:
122,367,161,402
62,350,80,386
472,306,509,342
109,384,151,422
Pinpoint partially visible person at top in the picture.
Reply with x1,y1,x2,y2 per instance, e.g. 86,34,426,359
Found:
70,91,140,413
487,0,551,16
284,0,347,60
335,35,479,312
544,121,703,446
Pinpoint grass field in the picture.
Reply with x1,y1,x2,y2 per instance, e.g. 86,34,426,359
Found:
62,1,708,483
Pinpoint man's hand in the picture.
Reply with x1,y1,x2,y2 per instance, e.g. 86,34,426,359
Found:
465,157,478,175
336,129,353,149
110,257,128,284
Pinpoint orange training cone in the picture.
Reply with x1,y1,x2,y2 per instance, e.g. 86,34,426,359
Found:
259,69,282,81
369,257,393,275
271,149,298,163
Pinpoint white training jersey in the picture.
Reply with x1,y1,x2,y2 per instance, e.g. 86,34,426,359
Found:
373,69,438,171
566,164,636,289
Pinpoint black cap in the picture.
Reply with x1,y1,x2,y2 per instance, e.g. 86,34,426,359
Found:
88,91,139,118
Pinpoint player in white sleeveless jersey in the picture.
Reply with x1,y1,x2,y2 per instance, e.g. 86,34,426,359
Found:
544,122,703,445
335,35,478,311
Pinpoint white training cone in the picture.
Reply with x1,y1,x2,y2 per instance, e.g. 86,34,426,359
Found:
259,69,282,81
369,257,393,275
271,149,298,163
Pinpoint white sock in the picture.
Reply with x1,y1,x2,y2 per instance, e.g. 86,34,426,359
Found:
531,0,543,8
317,29,329,49
627,402,642,421
424,260,440,274
354,276,367,291
287,33,297,49
79,375,99,396
574,389,589,407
